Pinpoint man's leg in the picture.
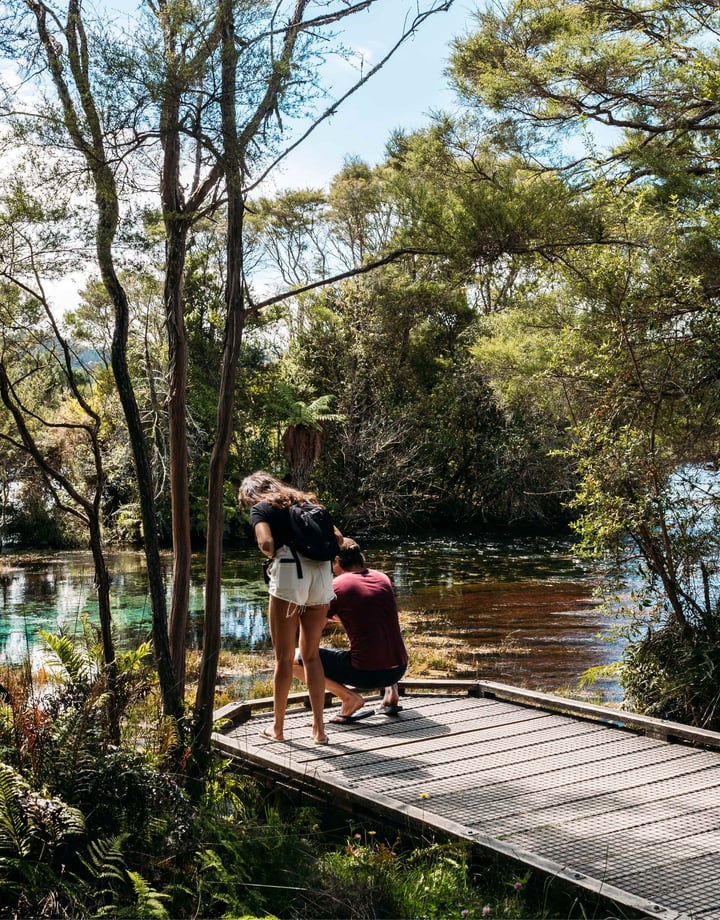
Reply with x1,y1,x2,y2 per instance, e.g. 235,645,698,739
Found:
293,649,367,718
325,676,367,718
382,683,400,707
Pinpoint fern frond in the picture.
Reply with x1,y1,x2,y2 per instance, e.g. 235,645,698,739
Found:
0,764,33,856
77,838,169,919
0,764,84,861
157,716,182,755
117,642,153,674
40,632,97,686
79,613,106,665
25,790,85,845
125,870,170,919
77,834,128,883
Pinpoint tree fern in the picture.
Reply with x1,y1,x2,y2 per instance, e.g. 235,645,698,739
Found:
266,382,345,429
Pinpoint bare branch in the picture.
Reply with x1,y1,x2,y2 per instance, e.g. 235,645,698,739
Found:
250,246,443,312
246,1,455,192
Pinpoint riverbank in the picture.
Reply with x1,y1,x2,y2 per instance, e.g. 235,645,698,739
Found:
203,606,611,714
1,539,619,700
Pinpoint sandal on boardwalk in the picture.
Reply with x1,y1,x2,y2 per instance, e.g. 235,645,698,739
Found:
329,708,374,725
376,703,403,716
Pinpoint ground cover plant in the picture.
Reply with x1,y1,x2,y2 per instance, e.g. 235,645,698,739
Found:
0,630,642,919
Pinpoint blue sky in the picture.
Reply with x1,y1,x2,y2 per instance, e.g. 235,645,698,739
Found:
274,1,478,189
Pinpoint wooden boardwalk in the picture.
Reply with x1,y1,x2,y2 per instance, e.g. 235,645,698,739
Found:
212,679,720,920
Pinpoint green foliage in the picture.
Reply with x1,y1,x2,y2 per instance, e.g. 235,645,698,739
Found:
439,0,720,726
574,456,720,726
0,762,84,914
2,478,81,549
0,762,84,858
622,621,720,726
74,835,170,919
165,768,318,919
41,630,99,689
295,831,531,919
0,639,323,919
266,381,344,431
449,0,720,171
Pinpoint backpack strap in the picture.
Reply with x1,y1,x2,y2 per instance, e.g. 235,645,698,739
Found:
288,545,304,579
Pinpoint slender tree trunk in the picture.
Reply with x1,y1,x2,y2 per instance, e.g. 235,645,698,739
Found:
161,69,192,700
29,0,183,725
193,0,246,765
88,515,120,743
165,224,192,700
109,278,182,721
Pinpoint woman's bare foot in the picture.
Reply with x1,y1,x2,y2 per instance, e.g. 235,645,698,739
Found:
259,726,284,741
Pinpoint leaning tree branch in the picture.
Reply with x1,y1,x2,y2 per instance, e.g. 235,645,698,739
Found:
248,247,444,313
0,364,94,518
245,1,455,193
0,254,102,429
238,0,312,157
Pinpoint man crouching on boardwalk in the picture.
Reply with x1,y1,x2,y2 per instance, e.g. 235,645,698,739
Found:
294,539,408,724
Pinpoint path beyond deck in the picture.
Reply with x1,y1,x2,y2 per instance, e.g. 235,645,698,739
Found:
212,679,720,920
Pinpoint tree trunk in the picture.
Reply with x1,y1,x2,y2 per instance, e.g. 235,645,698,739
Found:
283,424,323,489
32,0,183,726
161,61,192,701
165,224,192,701
109,280,183,722
88,514,120,743
193,0,246,766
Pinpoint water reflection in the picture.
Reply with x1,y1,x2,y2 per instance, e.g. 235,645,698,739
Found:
369,535,622,696
0,535,623,698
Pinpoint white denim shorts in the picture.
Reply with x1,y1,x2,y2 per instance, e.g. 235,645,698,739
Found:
267,545,335,609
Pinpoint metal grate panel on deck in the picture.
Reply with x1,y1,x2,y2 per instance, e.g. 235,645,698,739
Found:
214,685,720,919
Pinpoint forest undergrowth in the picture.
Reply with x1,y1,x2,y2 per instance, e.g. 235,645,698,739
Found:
0,627,636,920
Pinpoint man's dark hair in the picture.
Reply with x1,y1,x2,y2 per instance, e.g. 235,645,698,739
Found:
337,539,365,570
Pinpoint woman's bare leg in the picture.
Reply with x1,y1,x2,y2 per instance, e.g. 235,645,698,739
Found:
267,595,297,740
298,604,331,742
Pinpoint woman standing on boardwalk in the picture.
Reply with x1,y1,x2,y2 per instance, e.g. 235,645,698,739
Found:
238,471,341,744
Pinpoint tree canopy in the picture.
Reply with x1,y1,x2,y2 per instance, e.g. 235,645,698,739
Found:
3,0,720,740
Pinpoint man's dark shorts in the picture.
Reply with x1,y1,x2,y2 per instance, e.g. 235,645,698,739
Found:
299,648,406,688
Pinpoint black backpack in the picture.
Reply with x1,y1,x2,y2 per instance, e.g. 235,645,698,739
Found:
288,501,339,576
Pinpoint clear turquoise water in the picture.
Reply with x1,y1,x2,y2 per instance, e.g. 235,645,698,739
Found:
0,535,622,696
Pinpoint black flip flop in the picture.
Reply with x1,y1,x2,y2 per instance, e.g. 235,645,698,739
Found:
376,703,403,716
329,708,375,725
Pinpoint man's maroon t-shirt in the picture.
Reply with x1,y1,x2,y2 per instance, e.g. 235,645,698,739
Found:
329,568,408,671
